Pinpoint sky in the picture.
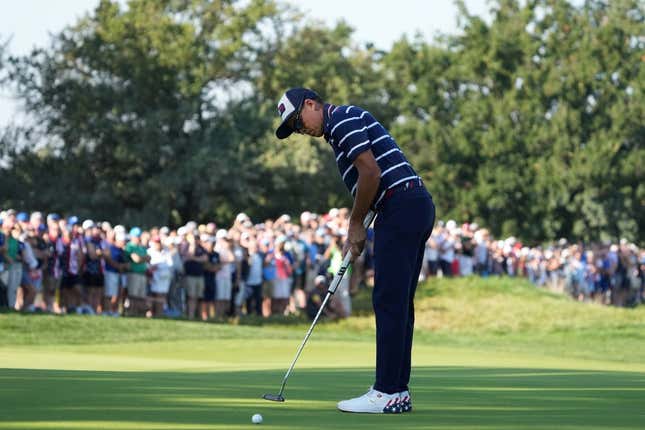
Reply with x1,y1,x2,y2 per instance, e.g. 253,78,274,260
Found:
0,0,490,126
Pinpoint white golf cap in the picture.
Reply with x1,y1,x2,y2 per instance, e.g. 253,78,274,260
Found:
275,88,321,139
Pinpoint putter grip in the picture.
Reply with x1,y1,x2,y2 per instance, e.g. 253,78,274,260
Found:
327,210,376,294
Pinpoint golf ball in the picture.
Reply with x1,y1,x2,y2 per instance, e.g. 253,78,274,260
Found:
252,413,263,424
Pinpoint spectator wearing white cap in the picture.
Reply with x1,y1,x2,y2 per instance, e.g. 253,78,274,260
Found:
474,229,489,275
234,213,250,230
30,212,44,233
147,235,174,317
113,225,128,291
161,234,184,316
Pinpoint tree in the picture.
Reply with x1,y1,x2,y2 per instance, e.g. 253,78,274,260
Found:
380,0,644,243
6,0,283,226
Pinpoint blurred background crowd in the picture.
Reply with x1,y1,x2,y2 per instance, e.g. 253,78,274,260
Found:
1,207,643,320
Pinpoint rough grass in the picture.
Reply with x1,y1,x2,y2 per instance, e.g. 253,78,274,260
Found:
1,276,644,362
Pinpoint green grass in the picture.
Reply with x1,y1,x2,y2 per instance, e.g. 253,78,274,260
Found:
1,277,644,429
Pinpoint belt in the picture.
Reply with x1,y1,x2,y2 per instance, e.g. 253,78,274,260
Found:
383,178,423,200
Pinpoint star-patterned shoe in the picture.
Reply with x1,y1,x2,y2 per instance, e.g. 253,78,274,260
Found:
337,387,403,414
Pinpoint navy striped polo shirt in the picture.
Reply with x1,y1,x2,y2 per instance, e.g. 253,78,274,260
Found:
323,104,421,208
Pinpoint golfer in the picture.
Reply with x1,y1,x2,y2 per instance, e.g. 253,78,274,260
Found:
275,88,435,414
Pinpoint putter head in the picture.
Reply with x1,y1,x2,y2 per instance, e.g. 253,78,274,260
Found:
263,393,285,402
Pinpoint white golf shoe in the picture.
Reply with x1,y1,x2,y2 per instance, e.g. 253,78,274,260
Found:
399,390,412,412
337,387,403,414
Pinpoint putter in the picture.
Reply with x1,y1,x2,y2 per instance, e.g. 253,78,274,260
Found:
263,210,376,403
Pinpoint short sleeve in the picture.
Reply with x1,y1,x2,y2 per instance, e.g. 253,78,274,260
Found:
330,107,372,162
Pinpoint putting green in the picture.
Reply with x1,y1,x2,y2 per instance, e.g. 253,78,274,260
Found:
2,277,644,429
1,337,644,429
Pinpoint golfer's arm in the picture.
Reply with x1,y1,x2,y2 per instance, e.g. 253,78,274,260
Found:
350,149,380,224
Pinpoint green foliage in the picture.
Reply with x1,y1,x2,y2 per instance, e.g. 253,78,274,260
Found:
0,0,642,241
382,0,644,242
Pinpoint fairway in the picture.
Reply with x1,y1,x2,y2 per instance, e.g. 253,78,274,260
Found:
2,278,645,429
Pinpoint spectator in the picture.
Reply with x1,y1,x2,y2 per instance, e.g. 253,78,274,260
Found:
0,207,641,314
325,232,351,316
0,218,8,308
423,233,439,278
124,227,149,316
59,217,85,313
306,275,347,320
438,223,455,277
245,239,264,316
202,235,220,319
180,232,207,320
231,230,250,316
458,224,475,276
215,229,235,318
147,236,174,317
1,212,22,309
83,220,105,313
42,215,62,313
166,235,185,316
271,236,292,315
103,229,127,316
473,229,489,275
261,237,276,317
20,225,44,311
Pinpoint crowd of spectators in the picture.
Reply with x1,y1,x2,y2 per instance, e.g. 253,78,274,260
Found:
424,220,644,307
0,207,365,320
1,208,643,321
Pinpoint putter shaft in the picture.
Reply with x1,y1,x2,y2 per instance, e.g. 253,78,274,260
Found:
263,211,376,402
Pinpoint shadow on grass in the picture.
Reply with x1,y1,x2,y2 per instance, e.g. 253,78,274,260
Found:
1,366,644,429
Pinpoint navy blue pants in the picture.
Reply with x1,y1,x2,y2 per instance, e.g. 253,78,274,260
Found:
372,185,435,394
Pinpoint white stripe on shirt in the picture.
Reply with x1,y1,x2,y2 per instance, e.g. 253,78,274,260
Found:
371,134,390,146
375,147,401,161
342,164,355,181
346,105,354,114
339,127,367,146
330,111,368,135
347,140,370,158
380,161,410,177
336,151,345,161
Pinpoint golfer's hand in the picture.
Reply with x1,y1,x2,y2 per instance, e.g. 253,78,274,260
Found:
343,220,366,263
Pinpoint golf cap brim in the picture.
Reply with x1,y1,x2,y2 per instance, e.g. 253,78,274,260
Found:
275,88,320,139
